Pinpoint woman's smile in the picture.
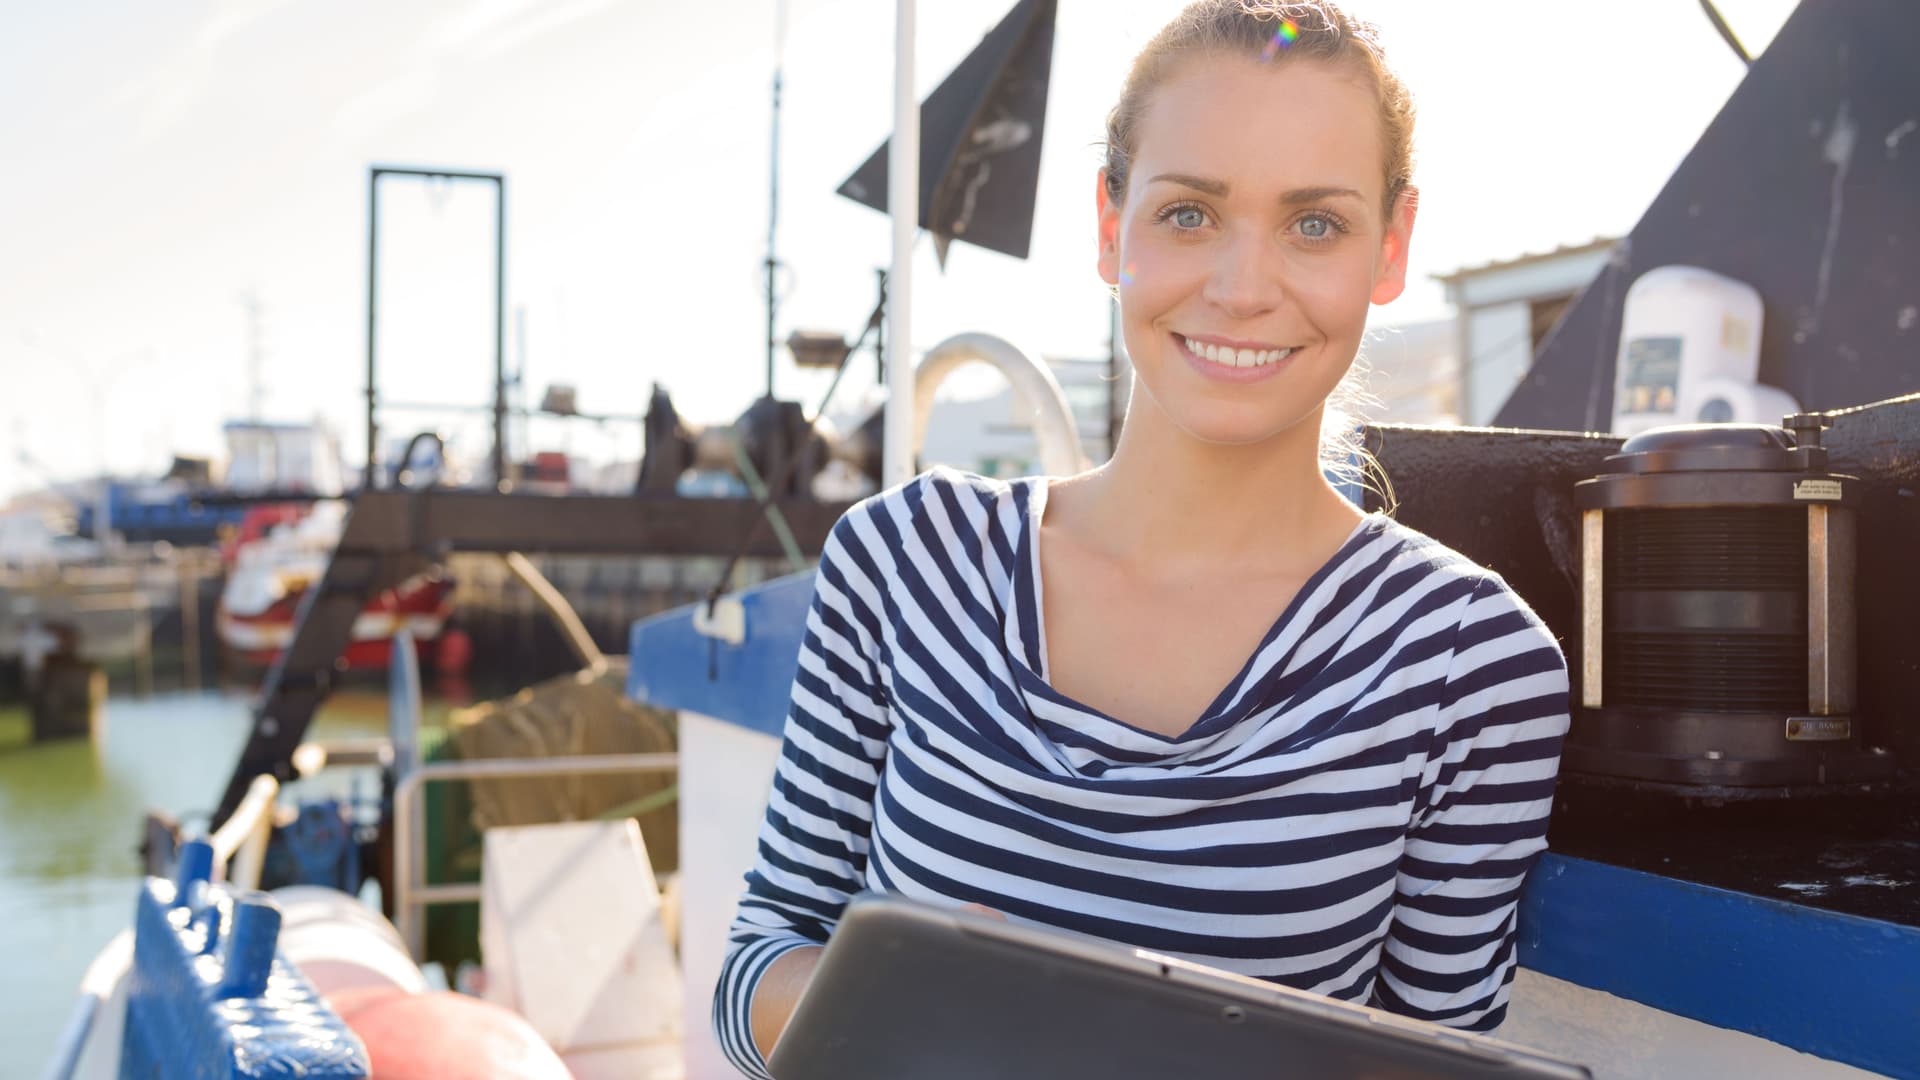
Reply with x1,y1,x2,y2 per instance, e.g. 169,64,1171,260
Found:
1173,331,1298,383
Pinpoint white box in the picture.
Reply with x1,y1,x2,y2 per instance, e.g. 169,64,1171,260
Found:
480,819,684,1069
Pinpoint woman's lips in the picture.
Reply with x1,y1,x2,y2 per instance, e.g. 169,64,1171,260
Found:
1174,332,1295,383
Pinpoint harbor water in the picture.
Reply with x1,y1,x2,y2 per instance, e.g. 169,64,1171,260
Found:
0,689,451,1077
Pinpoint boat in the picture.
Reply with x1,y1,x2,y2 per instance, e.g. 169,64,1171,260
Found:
0,502,190,687
36,0,1920,1075
214,500,456,671
42,352,1920,1079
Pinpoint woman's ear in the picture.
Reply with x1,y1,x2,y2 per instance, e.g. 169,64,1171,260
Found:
1369,187,1418,305
1096,170,1122,287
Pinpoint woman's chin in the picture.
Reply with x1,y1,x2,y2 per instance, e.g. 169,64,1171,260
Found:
1168,407,1318,448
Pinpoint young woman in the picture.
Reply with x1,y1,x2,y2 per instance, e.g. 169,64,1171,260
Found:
715,2,1570,1074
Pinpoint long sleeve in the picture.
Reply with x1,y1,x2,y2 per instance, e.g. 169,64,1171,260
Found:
1369,575,1570,1032
712,514,894,1078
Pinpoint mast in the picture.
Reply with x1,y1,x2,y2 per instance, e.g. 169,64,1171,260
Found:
883,0,918,488
240,289,266,422
764,0,788,400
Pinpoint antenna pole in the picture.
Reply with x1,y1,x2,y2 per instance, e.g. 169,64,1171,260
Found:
240,290,265,423
365,171,380,489
491,174,508,489
765,0,789,401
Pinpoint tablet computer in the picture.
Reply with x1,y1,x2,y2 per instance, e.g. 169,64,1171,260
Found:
769,893,1590,1080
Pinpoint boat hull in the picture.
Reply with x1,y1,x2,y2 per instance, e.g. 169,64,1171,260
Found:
217,576,454,670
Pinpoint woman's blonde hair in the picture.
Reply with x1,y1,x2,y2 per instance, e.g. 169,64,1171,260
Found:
1103,0,1410,508
1103,0,1415,213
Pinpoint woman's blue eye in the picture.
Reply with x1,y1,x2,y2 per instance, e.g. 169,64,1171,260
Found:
1299,216,1330,239
1172,206,1206,229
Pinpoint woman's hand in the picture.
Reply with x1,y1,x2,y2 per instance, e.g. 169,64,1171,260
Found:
749,903,1004,1060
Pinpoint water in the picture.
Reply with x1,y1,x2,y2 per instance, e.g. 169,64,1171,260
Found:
0,689,445,1077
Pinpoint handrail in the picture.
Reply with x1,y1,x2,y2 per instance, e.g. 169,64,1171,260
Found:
391,752,680,959
209,773,279,891
39,930,133,1080
912,332,1089,477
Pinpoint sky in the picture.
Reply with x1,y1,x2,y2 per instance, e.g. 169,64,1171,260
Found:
0,0,1800,502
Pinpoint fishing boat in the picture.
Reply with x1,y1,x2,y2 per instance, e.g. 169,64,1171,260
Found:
42,395,1920,1080
37,0,1920,1076
215,501,457,671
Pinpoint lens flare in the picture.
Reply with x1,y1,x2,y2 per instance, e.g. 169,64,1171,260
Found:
1260,19,1300,61
1119,262,1137,287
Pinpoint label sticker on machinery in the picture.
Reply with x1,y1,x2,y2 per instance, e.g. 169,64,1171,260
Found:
1785,717,1850,741
1619,338,1681,414
1792,479,1843,501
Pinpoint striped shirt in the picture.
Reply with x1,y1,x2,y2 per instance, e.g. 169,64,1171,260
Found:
715,467,1569,1077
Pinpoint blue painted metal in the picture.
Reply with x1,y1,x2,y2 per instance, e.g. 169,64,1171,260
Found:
626,570,816,737
77,482,249,544
389,628,421,779
1519,853,1920,1079
122,839,369,1079
279,801,361,892
174,841,215,899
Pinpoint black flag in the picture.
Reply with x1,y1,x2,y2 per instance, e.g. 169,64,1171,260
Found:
836,0,1057,266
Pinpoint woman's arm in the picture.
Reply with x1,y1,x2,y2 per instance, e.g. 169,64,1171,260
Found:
713,512,894,1078
1370,575,1570,1031
747,943,824,1059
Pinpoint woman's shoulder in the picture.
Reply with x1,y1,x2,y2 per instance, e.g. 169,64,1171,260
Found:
1361,514,1564,663
827,465,1034,559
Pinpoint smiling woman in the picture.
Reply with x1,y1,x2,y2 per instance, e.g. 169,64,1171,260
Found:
712,4,1570,1078
1094,10,1414,456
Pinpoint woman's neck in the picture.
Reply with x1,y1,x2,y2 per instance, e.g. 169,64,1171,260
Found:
1051,391,1363,579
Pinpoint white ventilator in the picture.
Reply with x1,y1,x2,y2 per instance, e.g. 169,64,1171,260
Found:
1612,265,1800,436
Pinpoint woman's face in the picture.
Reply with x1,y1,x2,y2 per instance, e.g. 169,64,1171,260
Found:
1098,54,1415,447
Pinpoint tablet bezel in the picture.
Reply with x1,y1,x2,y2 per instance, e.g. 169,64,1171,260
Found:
768,892,1590,1080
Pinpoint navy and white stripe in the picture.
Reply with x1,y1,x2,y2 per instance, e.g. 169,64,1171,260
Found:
715,467,1569,1078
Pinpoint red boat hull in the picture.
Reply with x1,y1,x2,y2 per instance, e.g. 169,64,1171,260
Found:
217,575,455,671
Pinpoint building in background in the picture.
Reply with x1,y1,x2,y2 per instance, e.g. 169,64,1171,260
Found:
1358,318,1458,427
1436,238,1617,425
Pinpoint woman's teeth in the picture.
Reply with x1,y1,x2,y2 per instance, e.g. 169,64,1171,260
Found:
1183,336,1293,368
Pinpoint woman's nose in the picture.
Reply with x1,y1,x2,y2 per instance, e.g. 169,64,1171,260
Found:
1201,230,1286,319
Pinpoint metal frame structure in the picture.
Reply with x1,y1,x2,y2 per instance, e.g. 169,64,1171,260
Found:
366,166,508,490
209,487,851,826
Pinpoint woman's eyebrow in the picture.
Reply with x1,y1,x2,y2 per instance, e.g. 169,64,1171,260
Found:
1281,185,1364,205
1145,174,1365,205
1147,172,1229,195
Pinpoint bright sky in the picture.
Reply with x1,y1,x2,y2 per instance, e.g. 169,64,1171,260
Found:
0,0,1798,501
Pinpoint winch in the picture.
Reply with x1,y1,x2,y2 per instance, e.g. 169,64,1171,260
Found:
1565,415,1893,794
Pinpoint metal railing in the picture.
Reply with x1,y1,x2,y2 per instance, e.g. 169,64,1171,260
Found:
209,773,279,891
391,752,680,960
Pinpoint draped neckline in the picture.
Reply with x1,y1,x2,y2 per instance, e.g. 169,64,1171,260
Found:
1003,474,1386,754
